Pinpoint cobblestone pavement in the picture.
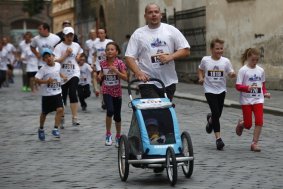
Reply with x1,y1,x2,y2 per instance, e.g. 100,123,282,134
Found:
0,75,282,189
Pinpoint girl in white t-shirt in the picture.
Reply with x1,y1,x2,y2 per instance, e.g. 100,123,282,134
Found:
198,38,236,150
235,48,271,152
54,27,83,127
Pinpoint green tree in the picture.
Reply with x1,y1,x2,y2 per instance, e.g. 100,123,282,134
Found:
22,0,45,17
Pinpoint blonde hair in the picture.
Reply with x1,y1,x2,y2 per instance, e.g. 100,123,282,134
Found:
241,48,260,65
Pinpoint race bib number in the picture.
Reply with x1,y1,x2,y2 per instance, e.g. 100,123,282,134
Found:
46,81,61,93
98,55,106,61
207,70,224,82
62,63,75,76
151,53,169,68
80,77,87,83
104,75,119,86
244,87,262,98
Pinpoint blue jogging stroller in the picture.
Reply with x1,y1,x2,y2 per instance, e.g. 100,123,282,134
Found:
118,78,194,186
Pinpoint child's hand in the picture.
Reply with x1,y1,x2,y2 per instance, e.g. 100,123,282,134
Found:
65,47,72,56
108,66,118,73
198,78,204,85
46,77,54,84
264,93,271,98
229,72,236,78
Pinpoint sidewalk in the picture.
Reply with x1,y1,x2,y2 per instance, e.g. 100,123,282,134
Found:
13,69,282,116
122,80,283,116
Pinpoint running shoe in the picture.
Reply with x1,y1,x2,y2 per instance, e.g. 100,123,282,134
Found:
216,138,225,150
82,106,87,112
38,129,45,141
21,86,27,92
105,134,112,146
52,128,60,138
72,118,80,126
236,119,244,136
251,143,261,152
206,113,213,134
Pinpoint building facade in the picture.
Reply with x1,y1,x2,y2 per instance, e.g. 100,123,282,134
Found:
0,0,51,46
50,0,283,89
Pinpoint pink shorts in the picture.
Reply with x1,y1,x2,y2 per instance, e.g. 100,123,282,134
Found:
241,103,263,129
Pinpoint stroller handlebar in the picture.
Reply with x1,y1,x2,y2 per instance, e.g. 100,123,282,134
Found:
127,78,167,98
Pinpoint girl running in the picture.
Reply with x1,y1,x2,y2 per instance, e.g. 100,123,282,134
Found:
198,38,236,150
97,42,127,147
235,48,271,152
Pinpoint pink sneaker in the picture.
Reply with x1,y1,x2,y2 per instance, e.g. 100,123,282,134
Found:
236,119,244,136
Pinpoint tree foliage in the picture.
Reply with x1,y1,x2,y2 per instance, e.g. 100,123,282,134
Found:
22,0,45,17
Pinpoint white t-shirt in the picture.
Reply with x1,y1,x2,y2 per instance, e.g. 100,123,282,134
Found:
79,63,93,86
31,33,61,66
53,42,83,84
199,56,234,94
93,39,113,71
21,42,38,72
85,38,99,64
236,65,265,105
19,40,29,64
0,48,9,71
35,62,62,96
125,23,190,87
3,43,16,64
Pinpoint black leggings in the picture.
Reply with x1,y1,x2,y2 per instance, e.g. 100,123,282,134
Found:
103,94,122,122
77,84,91,108
61,77,79,105
205,92,226,133
0,70,6,88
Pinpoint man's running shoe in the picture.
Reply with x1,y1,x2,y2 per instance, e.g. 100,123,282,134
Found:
236,119,244,136
38,129,45,141
105,134,112,146
52,128,60,138
216,138,225,150
206,113,213,134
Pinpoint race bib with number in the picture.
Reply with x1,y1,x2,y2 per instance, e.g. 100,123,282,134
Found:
104,74,119,86
46,81,61,93
207,70,224,82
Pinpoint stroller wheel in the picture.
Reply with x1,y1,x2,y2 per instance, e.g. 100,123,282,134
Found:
165,146,177,186
181,131,194,178
118,135,129,181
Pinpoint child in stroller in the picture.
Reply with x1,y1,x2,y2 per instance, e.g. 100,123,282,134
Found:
145,118,166,144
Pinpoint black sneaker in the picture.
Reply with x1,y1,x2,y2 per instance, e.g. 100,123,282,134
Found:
216,138,225,150
206,113,212,134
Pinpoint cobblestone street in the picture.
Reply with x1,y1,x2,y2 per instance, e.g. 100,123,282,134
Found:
0,75,282,189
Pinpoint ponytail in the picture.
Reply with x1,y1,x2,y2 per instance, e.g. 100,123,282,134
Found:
241,48,260,65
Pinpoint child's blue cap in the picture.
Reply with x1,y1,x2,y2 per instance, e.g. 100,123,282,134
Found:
41,48,53,57
145,118,158,127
